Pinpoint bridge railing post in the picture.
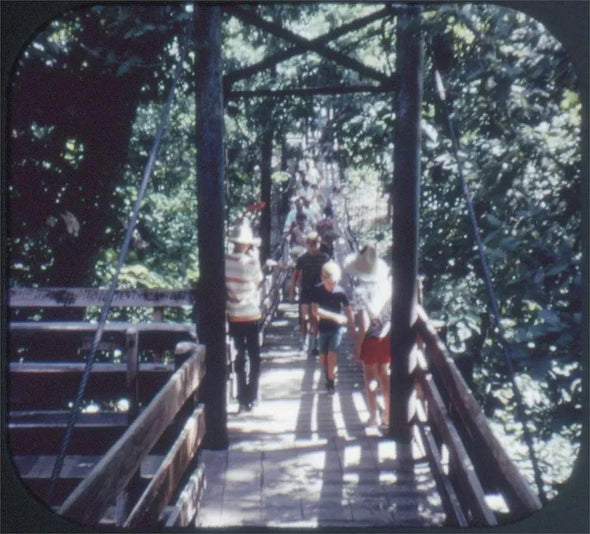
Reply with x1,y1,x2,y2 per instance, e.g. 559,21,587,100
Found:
389,4,423,443
195,3,228,450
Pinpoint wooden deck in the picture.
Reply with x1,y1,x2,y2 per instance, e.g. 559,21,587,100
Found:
196,303,446,528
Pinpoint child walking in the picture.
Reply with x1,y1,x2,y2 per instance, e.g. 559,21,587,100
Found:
311,261,356,393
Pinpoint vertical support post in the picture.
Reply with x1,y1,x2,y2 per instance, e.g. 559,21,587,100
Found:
195,4,228,449
260,105,273,263
389,5,423,443
117,327,140,526
152,306,164,362
125,327,140,422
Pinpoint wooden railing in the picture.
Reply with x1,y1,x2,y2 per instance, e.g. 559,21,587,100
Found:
59,346,206,527
8,287,196,419
412,305,543,526
7,287,205,527
259,259,289,339
8,267,288,525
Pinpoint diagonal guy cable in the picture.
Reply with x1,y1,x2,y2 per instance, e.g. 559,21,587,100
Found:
432,66,547,504
47,32,189,502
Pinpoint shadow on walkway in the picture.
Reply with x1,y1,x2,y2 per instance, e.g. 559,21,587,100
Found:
196,302,445,528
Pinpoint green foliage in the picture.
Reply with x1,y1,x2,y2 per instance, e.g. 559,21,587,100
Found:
419,4,582,379
414,3,583,496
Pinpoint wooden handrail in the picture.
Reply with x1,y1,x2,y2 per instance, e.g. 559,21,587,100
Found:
414,402,468,527
124,405,206,527
414,305,542,523
415,370,497,526
58,346,205,525
8,287,194,308
8,321,196,335
164,463,206,528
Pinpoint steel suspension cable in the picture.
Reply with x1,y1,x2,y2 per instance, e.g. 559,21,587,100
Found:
47,31,190,501
431,65,547,504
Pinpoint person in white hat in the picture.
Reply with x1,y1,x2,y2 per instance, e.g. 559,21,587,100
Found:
344,244,392,428
225,221,263,413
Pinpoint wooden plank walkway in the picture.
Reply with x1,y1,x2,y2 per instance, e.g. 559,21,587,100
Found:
196,303,446,528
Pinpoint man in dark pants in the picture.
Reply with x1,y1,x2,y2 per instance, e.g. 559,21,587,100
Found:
225,221,263,413
289,231,329,355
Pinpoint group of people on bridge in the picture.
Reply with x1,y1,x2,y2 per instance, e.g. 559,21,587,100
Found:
224,161,392,429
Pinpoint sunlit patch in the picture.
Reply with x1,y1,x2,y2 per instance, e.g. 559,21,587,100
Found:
225,466,261,483
364,425,382,437
272,320,290,327
116,398,130,412
352,391,369,418
485,493,509,514
343,444,361,467
379,471,398,484
378,440,397,463
82,402,100,414
343,472,359,484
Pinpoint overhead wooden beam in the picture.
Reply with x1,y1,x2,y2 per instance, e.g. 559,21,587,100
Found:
225,5,392,87
389,5,423,443
227,83,394,99
224,6,392,86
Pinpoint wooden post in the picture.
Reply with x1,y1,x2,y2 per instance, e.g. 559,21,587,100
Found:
389,5,423,443
260,104,273,263
125,328,140,423
116,327,141,526
152,306,164,362
194,4,228,450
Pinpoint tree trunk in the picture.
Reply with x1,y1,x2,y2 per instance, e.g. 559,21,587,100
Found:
389,6,423,443
194,4,228,449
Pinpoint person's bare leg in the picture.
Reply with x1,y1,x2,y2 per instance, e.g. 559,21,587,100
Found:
299,304,309,336
326,351,337,380
320,352,328,378
363,362,379,424
378,362,391,424
299,304,311,350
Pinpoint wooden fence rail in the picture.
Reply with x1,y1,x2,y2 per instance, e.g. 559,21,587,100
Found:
413,305,542,525
8,287,195,309
8,269,287,525
7,287,207,527
58,346,206,526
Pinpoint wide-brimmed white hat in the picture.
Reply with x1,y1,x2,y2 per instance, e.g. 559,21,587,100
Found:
228,222,261,246
344,244,389,281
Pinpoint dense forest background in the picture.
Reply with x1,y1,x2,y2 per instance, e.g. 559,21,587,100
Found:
3,1,586,508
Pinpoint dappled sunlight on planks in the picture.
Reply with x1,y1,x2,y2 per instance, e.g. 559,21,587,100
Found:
197,303,446,528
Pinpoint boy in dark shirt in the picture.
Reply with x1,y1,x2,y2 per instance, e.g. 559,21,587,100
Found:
289,232,330,353
311,261,356,393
